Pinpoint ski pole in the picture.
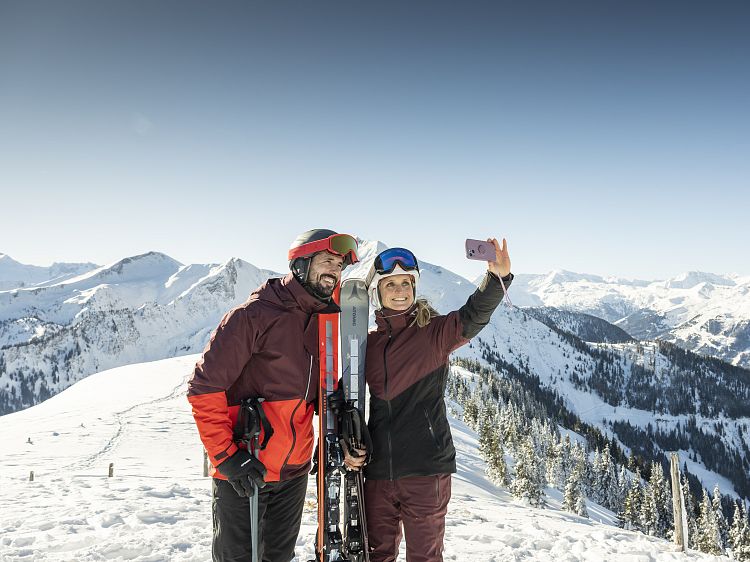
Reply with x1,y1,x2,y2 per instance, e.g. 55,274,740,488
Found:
250,446,259,562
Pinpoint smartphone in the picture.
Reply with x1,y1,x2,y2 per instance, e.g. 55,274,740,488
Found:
465,239,495,261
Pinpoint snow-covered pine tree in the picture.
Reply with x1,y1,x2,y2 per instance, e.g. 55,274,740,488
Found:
546,437,562,489
463,395,480,429
648,461,672,539
695,488,723,555
712,484,729,551
479,410,510,488
510,434,546,508
487,442,510,488
681,475,698,549
600,444,619,512
622,468,642,532
589,447,602,501
729,502,750,561
530,418,552,483
477,408,496,453
640,478,658,536
616,465,630,528
499,402,521,452
563,456,588,518
555,435,573,490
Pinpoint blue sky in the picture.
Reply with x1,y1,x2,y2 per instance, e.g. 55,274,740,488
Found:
1,1,748,281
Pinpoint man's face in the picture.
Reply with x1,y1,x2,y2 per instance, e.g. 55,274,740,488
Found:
307,251,345,298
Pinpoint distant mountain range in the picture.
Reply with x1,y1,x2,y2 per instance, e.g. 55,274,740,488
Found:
1,246,749,501
508,269,750,368
0,253,98,291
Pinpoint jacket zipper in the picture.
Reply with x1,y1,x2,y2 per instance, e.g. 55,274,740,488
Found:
424,408,439,448
383,319,394,481
280,355,314,477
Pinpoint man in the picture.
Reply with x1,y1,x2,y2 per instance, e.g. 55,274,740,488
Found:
188,229,359,562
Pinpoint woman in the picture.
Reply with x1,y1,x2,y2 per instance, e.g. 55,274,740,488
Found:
358,239,512,562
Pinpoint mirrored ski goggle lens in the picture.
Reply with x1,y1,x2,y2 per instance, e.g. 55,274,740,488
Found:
328,234,358,254
328,234,359,259
376,248,418,274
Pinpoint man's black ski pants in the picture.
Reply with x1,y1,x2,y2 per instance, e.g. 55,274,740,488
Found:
212,473,307,562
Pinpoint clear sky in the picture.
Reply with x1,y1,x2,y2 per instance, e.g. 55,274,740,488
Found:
1,0,748,281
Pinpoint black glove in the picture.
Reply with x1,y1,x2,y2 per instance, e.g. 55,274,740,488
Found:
328,384,347,416
216,450,267,498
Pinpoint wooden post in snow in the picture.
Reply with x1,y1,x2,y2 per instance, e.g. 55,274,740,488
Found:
203,449,209,477
29,471,34,482
108,462,114,477
670,453,687,552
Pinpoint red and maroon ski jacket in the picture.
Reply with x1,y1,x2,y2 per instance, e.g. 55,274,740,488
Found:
364,272,512,481
187,273,337,482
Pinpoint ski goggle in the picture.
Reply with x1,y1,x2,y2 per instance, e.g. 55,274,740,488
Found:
287,233,359,264
366,247,419,285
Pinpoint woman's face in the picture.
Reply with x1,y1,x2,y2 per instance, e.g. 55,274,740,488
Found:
378,274,415,311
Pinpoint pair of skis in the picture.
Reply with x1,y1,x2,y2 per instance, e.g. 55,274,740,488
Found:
313,279,370,562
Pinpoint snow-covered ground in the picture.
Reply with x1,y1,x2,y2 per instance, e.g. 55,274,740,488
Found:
0,356,728,561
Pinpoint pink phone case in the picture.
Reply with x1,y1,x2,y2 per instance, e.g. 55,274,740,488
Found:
465,239,494,260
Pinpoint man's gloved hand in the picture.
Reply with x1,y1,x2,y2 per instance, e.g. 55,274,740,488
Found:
216,450,267,498
328,384,347,415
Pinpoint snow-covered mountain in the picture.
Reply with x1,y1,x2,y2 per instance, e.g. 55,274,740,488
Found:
0,251,278,414
0,356,730,562
523,307,635,344
509,270,750,368
0,253,98,291
1,244,749,504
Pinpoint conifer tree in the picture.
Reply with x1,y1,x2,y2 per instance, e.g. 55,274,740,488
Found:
489,442,510,488
589,448,602,501
695,488,722,555
510,434,546,508
647,461,672,538
599,444,619,511
616,466,630,528
729,502,750,561
640,480,658,536
463,395,480,429
499,403,520,451
563,459,588,518
477,408,496,454
556,435,573,490
481,414,510,489
546,439,562,489
623,469,642,532
681,475,698,549
712,484,729,551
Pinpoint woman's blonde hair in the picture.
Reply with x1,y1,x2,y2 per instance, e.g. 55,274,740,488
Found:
410,298,440,328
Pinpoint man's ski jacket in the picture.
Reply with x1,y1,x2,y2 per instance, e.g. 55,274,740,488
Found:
364,271,511,480
188,273,336,482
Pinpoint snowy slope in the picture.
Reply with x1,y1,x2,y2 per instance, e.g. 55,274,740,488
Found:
509,270,750,368
0,356,728,562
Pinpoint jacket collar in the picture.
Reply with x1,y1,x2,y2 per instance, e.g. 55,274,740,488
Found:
282,273,340,314
375,303,418,333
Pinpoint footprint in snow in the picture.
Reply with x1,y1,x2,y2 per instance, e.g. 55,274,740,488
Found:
136,512,185,525
11,536,35,547
100,513,125,528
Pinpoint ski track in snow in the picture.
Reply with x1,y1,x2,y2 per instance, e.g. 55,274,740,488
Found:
0,356,729,562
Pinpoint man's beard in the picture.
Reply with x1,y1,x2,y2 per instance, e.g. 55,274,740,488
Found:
307,274,337,300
